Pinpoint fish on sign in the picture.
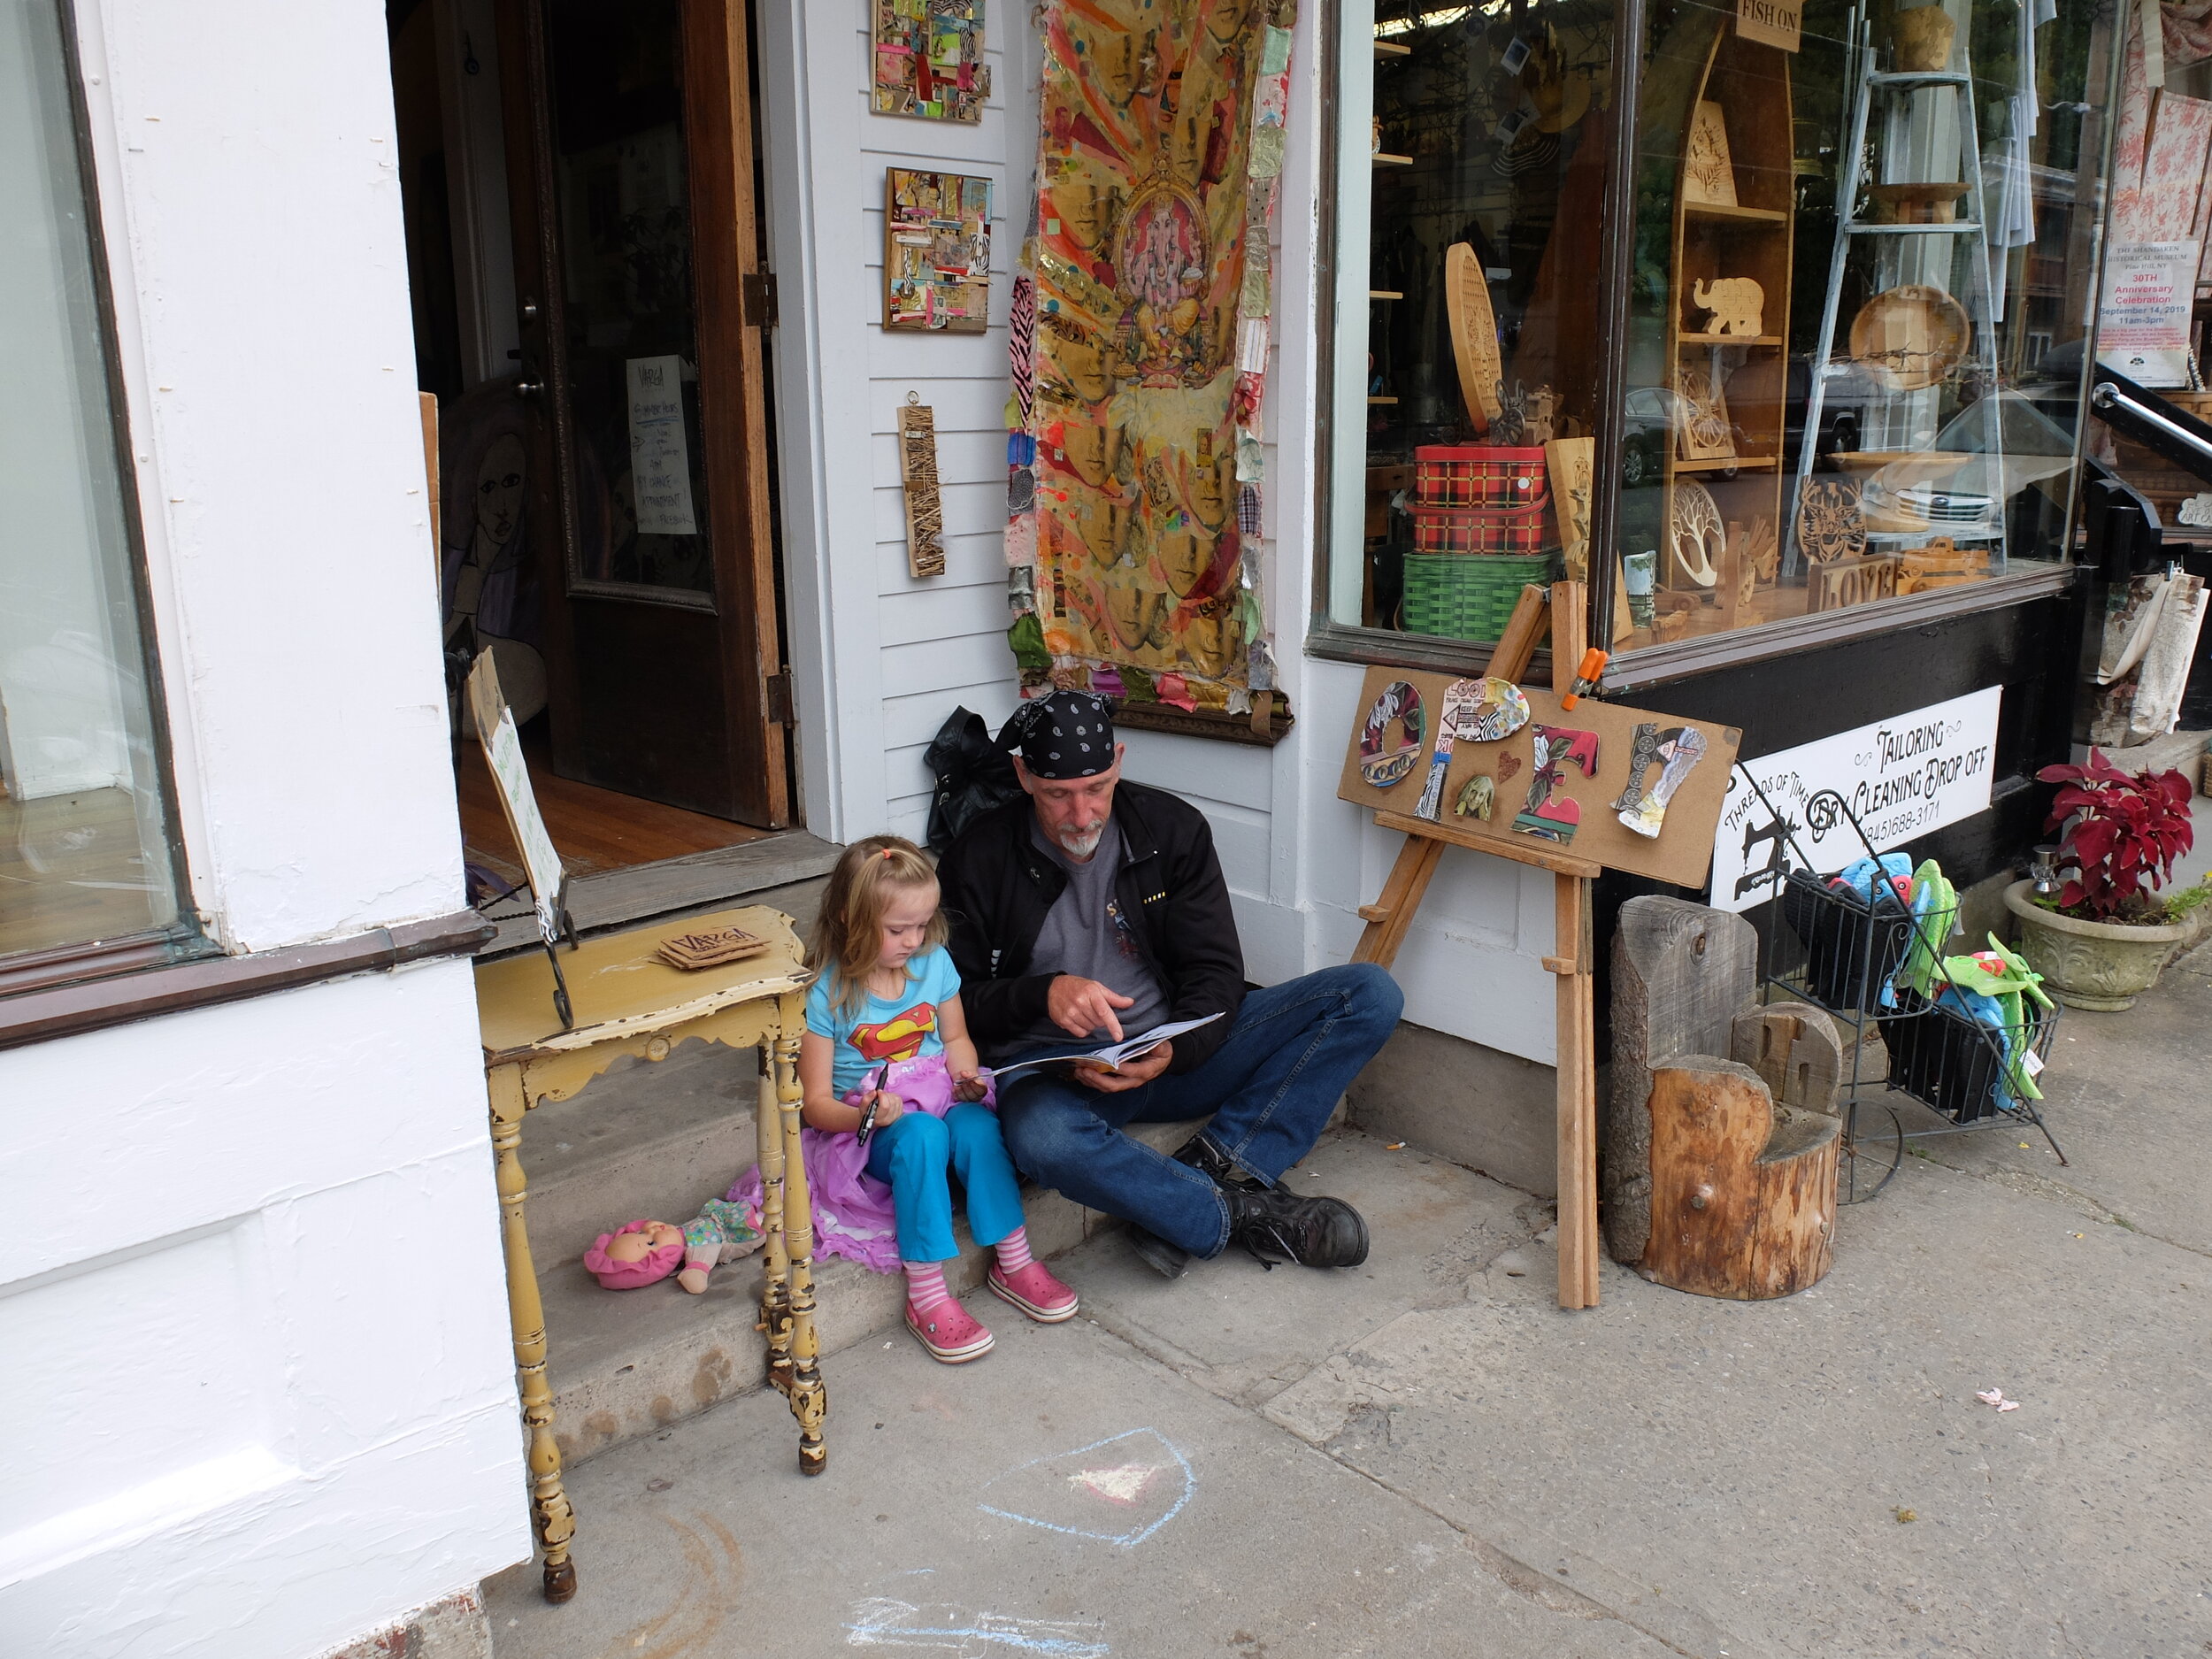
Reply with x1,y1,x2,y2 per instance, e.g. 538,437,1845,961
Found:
1738,0,1801,51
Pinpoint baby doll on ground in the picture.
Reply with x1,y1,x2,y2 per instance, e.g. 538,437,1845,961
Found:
584,1197,767,1295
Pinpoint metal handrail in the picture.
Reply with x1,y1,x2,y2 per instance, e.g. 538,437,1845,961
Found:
2088,367,2212,486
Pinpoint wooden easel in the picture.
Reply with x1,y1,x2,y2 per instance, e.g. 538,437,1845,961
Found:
1352,581,1603,1310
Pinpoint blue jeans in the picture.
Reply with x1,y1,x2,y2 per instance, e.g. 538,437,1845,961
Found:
863,1102,1027,1264
996,964,1403,1258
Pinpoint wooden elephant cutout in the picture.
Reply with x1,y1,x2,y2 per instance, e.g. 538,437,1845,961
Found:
1692,276,1764,337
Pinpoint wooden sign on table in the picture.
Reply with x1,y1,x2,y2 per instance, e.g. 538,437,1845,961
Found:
658,926,772,972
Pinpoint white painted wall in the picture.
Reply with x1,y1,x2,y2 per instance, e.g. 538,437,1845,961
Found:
760,3,1556,1064
0,2,530,1651
0,965,527,1657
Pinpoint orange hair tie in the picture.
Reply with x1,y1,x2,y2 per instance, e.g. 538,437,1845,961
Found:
879,848,895,859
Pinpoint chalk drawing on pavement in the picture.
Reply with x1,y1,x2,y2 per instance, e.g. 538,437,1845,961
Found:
977,1428,1194,1547
843,1597,1110,1655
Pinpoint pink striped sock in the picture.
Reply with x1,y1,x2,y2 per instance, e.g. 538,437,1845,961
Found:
905,1260,951,1313
994,1226,1033,1274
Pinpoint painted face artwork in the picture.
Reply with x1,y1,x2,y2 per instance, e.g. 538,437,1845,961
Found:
1358,680,1426,787
1454,772,1496,820
476,433,526,546
1512,725,1601,843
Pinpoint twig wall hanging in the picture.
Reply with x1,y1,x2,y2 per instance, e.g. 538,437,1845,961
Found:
898,395,947,578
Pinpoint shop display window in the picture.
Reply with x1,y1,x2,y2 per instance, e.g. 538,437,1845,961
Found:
1321,0,2116,664
2,2,199,988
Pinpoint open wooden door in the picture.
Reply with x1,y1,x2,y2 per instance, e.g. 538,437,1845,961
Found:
495,0,787,826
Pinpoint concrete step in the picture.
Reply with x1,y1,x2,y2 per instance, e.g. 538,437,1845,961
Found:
523,1042,768,1271
540,1120,1201,1471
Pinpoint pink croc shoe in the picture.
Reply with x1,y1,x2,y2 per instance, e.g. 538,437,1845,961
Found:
905,1298,994,1363
987,1261,1079,1324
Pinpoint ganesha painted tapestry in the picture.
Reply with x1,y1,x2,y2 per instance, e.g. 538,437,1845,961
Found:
1005,0,1294,713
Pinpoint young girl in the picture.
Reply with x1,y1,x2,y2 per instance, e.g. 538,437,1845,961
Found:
799,836,1078,1363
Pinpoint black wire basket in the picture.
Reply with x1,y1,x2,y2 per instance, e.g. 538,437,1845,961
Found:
1776,867,1920,1013
1878,987,2059,1125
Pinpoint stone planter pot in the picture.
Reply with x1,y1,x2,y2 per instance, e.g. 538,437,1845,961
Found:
2004,879,2187,1011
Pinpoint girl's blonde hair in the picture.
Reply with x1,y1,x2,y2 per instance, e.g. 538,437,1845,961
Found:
807,835,949,1016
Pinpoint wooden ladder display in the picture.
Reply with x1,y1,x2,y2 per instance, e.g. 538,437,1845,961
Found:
1351,581,1603,1310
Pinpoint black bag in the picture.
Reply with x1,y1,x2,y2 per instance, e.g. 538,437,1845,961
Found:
922,706,1022,854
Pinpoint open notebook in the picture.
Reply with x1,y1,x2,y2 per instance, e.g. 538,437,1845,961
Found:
985,1013,1224,1081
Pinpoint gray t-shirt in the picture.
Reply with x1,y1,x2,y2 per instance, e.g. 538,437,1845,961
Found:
987,815,1169,1062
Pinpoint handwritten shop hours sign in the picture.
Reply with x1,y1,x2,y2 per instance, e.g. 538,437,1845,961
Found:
1709,686,2002,912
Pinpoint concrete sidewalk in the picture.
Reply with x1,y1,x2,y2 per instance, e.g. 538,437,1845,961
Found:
486,947,2212,1659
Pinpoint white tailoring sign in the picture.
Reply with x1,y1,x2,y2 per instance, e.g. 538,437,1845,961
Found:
1709,685,2003,912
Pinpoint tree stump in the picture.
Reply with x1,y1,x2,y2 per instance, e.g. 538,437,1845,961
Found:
1731,1002,1845,1113
1606,896,1756,1265
1641,1057,1839,1300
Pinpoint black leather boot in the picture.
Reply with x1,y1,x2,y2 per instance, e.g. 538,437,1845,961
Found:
1127,1227,1191,1279
1125,1135,1258,1279
1171,1131,1275,1192
1225,1186,1371,1269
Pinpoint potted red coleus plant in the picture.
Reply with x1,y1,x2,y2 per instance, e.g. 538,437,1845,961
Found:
2003,749,2199,1010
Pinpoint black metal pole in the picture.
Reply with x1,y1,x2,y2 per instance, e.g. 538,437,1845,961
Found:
1582,0,1650,683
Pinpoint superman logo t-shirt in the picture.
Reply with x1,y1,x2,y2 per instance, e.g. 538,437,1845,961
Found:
804,947,961,1094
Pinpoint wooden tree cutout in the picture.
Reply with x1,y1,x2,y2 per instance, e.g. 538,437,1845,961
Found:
1683,100,1738,206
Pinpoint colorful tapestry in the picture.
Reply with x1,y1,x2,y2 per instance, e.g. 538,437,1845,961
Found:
872,0,990,124
1002,0,1294,715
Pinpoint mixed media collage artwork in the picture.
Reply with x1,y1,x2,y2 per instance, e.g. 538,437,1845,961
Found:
1335,665,1740,888
1005,0,1298,714
884,169,993,334
872,0,990,124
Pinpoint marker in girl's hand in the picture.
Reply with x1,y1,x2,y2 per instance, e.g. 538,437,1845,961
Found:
856,1064,889,1146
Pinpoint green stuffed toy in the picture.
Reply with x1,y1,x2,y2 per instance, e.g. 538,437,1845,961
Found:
1933,934,2055,1104
1895,857,1958,1003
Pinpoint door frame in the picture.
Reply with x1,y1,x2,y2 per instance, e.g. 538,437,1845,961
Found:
683,0,787,827
494,0,790,828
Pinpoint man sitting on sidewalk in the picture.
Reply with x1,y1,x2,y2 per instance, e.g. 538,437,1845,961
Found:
937,690,1403,1278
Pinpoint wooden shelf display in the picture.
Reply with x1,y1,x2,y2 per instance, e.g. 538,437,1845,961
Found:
1657,21,1794,595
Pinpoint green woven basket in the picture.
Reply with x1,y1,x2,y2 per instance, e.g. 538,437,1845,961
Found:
1400,552,1557,641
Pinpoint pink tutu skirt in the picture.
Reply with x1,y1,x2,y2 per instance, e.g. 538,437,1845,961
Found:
728,1052,996,1274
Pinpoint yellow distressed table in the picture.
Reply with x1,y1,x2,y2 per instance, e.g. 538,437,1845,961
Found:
474,904,826,1604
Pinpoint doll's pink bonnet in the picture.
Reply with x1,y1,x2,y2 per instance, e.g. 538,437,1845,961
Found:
584,1220,683,1289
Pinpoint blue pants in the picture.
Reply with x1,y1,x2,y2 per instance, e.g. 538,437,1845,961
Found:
997,964,1403,1259
864,1102,1026,1264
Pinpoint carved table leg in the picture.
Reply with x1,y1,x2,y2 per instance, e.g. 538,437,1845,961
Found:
773,1024,827,1474
489,1063,578,1603
755,1044,795,1401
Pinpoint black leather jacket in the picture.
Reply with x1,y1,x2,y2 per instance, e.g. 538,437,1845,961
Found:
936,780,1245,1075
